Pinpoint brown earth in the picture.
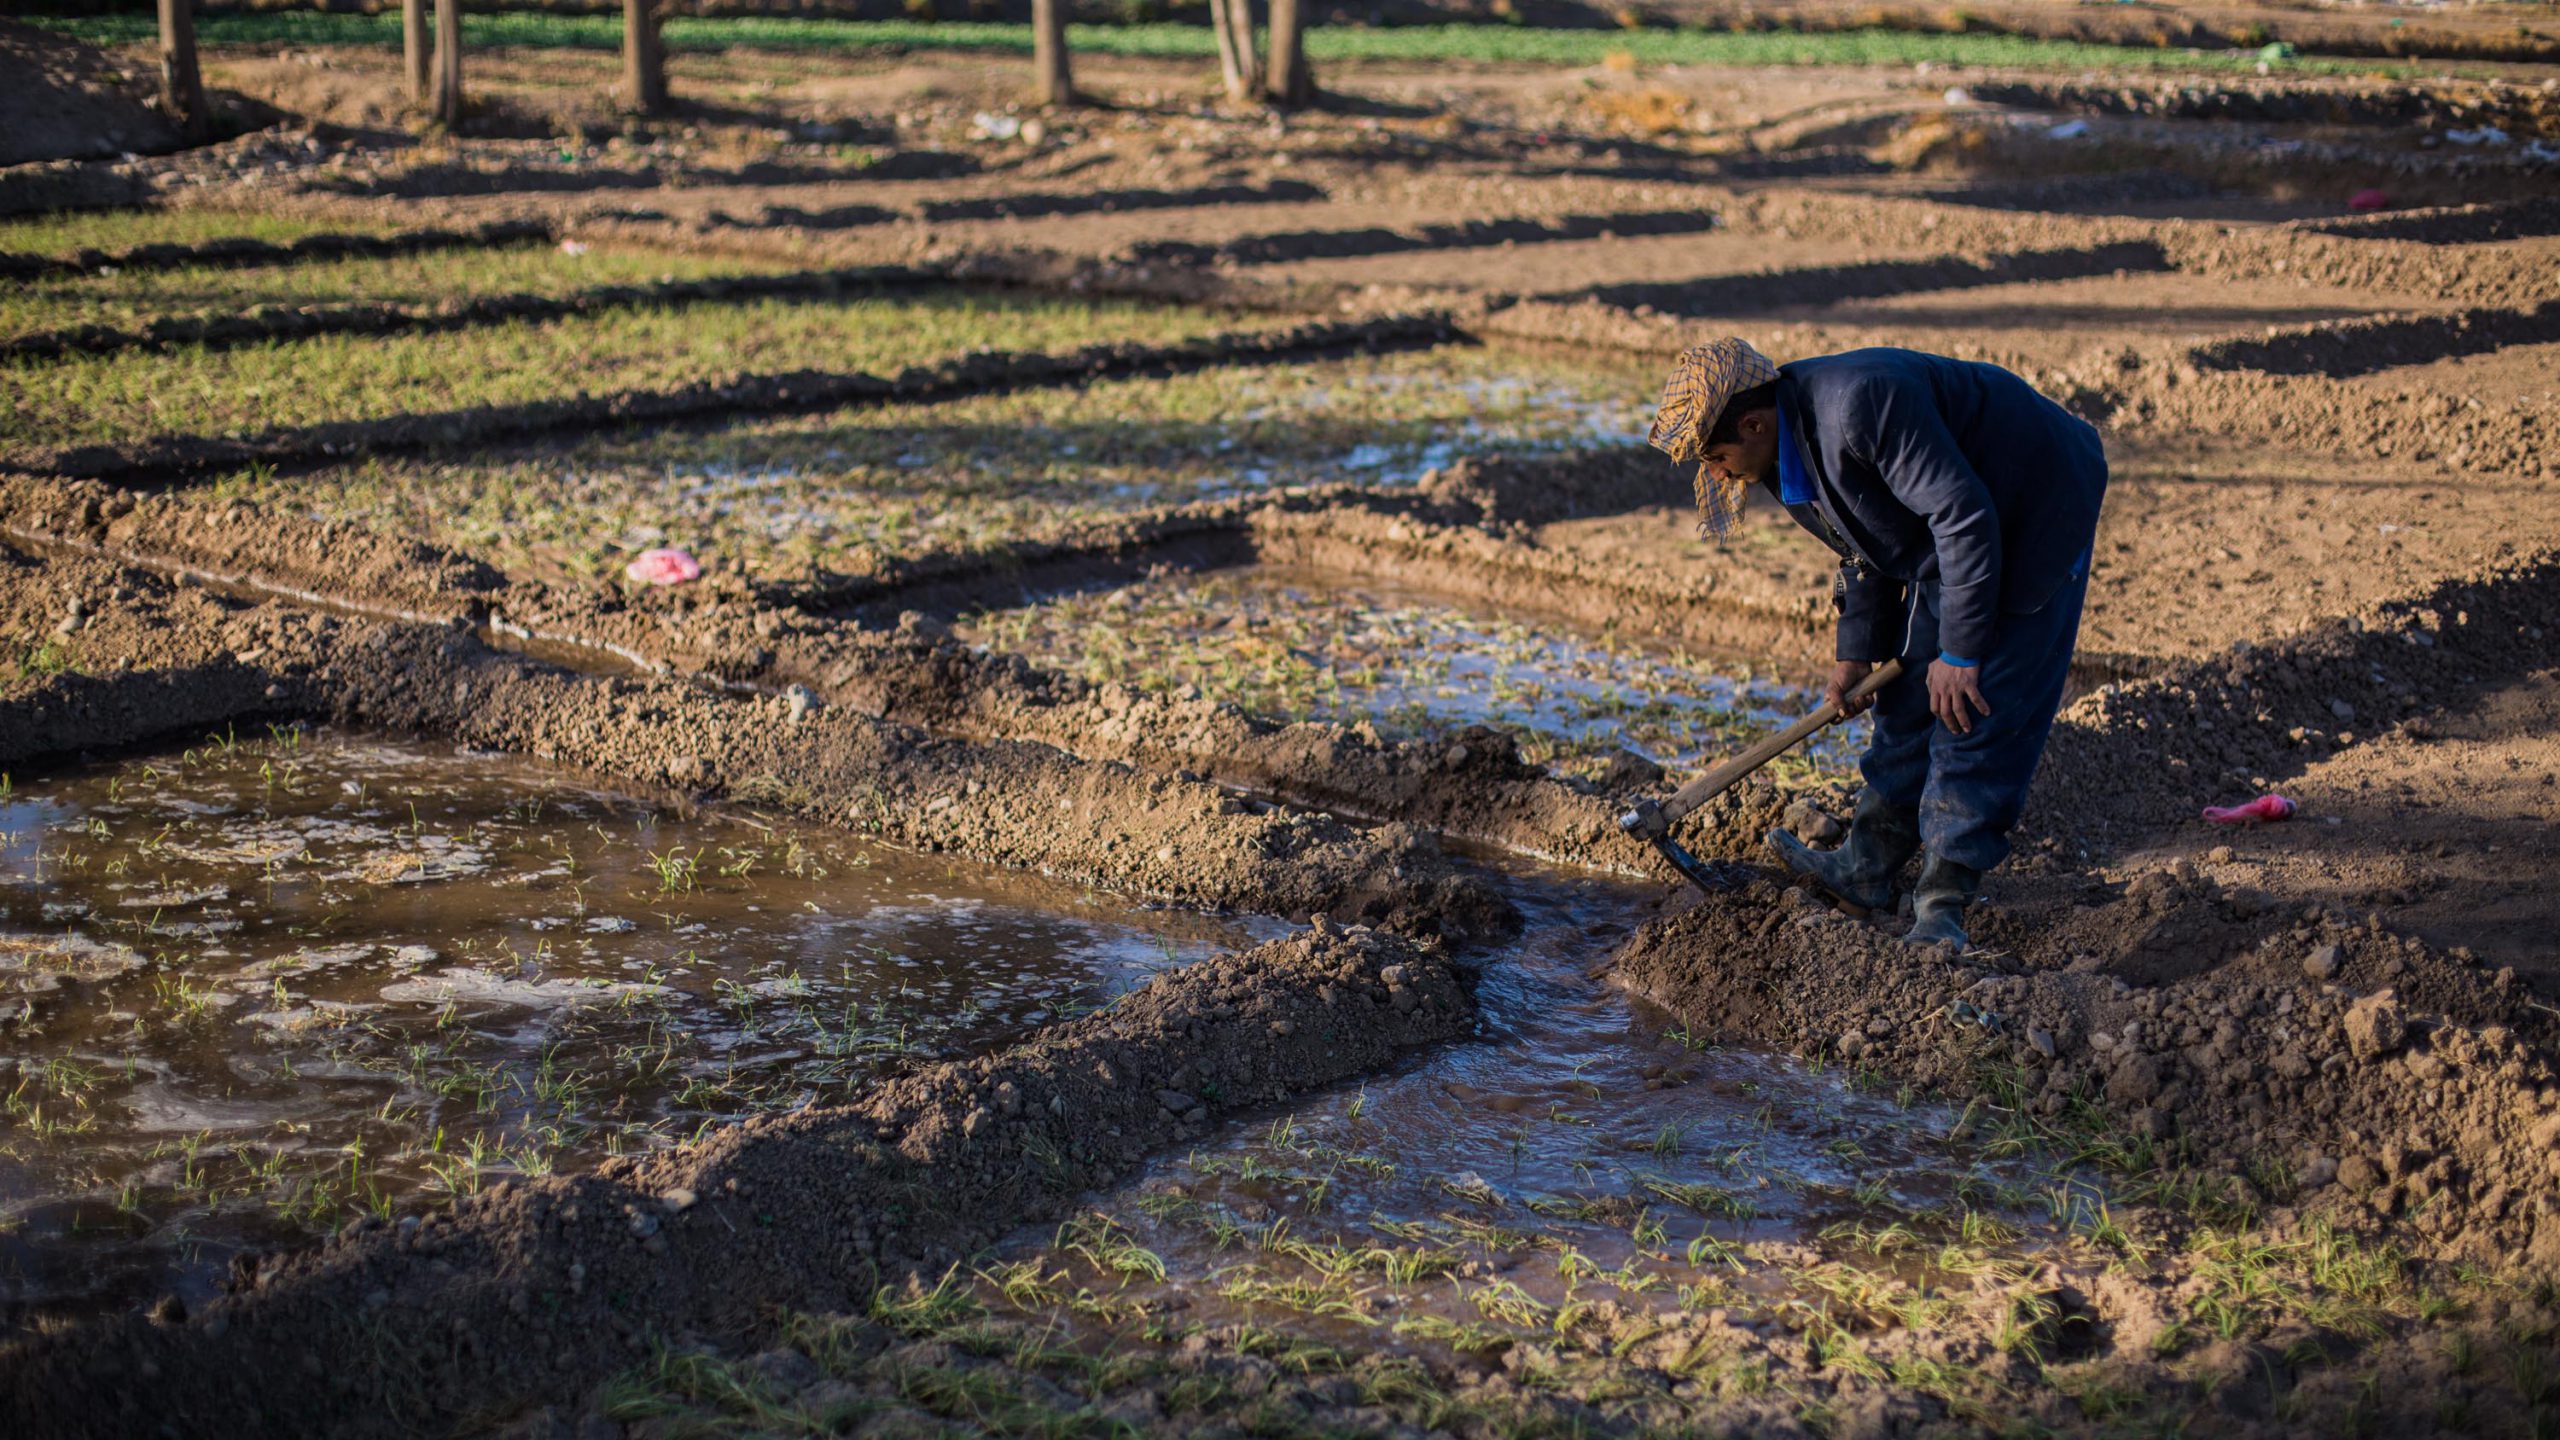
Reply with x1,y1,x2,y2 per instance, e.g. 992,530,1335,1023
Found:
148,0,2560,65
2153,665,2560,979
0,18,177,167
1613,872,2560,1257
5,27,2560,1436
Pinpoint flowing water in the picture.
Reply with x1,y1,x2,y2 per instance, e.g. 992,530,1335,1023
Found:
967,872,2092,1369
0,729,1277,1334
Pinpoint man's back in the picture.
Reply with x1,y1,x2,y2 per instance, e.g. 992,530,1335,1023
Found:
1779,347,2107,631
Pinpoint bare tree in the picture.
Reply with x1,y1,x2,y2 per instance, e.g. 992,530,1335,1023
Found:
623,0,668,115
1265,0,1312,108
1211,0,1260,104
403,0,430,101
432,0,465,127
157,0,210,143
1032,0,1074,108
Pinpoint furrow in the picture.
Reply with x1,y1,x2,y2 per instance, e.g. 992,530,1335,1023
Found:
1556,240,2174,315
0,264,947,362
1122,207,1722,269
11,312,1462,485
2186,299,2560,379
0,217,554,283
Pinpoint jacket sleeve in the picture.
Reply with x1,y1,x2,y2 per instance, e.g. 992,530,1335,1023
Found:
1833,560,1904,663
1850,370,2003,662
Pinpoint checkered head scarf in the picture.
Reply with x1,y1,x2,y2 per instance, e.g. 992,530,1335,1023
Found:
1646,337,1780,539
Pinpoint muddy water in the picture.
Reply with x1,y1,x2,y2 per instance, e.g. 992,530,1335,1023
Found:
247,343,1659,587
976,872,2090,1362
965,566,1865,784
0,730,1276,1334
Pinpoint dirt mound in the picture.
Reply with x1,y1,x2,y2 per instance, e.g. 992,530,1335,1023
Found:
2,529,1515,940
0,20,178,167
1614,876,2560,1264
1,472,1784,888
3,474,506,626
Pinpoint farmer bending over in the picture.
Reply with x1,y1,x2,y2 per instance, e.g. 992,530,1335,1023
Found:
1647,339,2107,949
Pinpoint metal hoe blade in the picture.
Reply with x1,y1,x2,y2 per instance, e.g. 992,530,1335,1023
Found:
1615,661,1904,898
1647,831,1742,896
1620,797,1744,896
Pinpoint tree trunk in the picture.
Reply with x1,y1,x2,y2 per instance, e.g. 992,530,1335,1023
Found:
622,0,667,115
432,0,465,128
156,0,209,144
1031,0,1074,108
1265,0,1312,109
402,0,430,102
1211,0,1259,104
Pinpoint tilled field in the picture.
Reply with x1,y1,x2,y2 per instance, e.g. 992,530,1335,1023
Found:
4,27,2560,1440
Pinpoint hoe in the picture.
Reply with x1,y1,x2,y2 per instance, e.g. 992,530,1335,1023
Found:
1618,659,1905,895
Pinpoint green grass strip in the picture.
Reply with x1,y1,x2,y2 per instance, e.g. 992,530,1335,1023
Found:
2,242,787,338
0,289,1251,451
0,209,373,259
23,14,2426,78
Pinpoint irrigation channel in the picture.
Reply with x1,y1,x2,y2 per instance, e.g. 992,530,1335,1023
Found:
0,724,2095,1360
949,875,2098,1385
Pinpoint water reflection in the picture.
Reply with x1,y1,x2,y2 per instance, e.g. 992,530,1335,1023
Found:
0,729,1275,1333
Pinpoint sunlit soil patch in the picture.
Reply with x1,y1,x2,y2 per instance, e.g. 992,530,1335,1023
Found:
2337,337,2560,412
2,289,1264,453
0,728,1273,1333
224,343,1662,587
1774,270,2459,370
963,568,1864,785
1,240,800,337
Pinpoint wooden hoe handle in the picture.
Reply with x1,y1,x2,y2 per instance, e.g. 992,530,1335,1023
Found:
1648,658,1906,831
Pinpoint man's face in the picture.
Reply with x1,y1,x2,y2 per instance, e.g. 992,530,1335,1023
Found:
1701,409,1779,488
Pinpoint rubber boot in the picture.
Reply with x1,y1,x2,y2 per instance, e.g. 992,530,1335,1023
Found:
1764,791,1919,912
1903,851,1984,950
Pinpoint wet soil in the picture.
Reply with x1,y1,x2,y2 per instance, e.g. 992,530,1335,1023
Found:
978,874,2088,1344
517,871,2560,1440
202,342,1655,589
2,913,1478,1440
959,563,1860,787
0,729,1269,1338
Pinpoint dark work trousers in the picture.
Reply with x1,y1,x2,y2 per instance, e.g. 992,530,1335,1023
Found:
1860,566,2089,872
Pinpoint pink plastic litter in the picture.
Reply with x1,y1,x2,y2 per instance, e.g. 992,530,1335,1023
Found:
625,548,701,586
2201,794,2297,825
2347,188,2391,213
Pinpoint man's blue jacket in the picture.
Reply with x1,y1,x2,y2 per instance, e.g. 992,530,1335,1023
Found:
1766,348,2108,665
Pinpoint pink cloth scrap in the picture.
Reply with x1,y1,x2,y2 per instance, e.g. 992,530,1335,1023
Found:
625,548,701,586
2201,794,2297,825
2347,188,2391,213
